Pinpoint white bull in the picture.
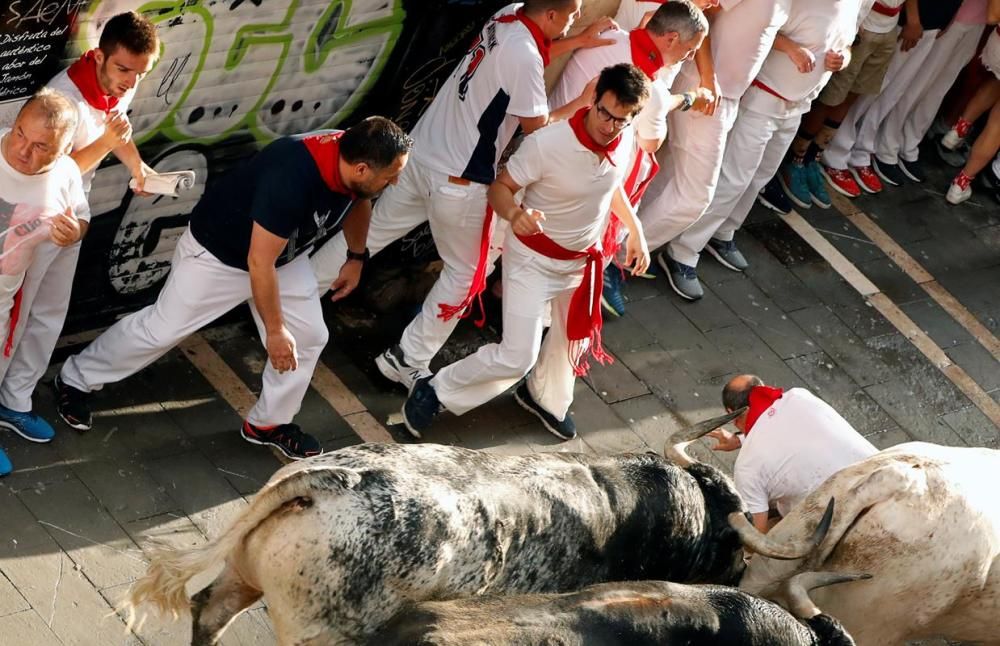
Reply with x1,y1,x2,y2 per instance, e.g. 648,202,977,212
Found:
737,442,1000,645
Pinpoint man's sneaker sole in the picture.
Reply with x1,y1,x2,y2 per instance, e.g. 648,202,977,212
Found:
848,168,880,194
872,161,901,186
513,389,575,441
810,193,832,209
777,175,812,210
600,296,623,317
239,427,322,460
705,244,745,273
0,419,53,443
898,161,923,183
756,193,789,215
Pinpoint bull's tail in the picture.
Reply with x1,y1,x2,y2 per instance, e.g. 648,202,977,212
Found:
122,466,361,627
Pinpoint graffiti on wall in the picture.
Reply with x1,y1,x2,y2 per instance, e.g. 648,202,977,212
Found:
0,0,508,331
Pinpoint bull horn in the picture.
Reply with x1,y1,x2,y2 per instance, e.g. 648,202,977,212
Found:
728,498,835,560
663,407,747,467
784,571,872,619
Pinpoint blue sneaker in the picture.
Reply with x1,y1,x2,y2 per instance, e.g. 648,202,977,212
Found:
0,446,10,476
601,264,626,317
779,162,812,210
757,177,792,215
0,404,55,443
805,162,832,208
401,377,441,439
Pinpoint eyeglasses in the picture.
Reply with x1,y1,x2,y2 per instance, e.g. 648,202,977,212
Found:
594,104,633,129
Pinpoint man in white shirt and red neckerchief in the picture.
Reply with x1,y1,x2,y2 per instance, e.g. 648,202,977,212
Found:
0,12,158,442
663,0,862,301
549,1,711,318
309,0,619,393
707,374,876,533
0,90,89,477
402,63,652,442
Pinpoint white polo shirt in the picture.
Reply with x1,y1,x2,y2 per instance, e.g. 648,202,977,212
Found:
749,0,862,118
505,118,633,252
733,387,877,517
46,67,136,195
615,0,668,31
706,0,791,99
410,3,549,185
862,0,903,33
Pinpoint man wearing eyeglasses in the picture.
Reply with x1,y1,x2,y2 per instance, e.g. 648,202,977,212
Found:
402,63,651,441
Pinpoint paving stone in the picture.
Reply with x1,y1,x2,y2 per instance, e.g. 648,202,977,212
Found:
789,262,896,338
903,233,999,279
629,295,707,351
0,609,62,645
746,218,824,267
676,285,739,334
583,351,649,404
0,439,74,493
0,570,28,617
17,477,147,590
865,333,975,416
1,551,141,646
196,438,284,496
944,342,1000,393
600,313,657,355
165,394,244,441
736,235,822,314
899,299,975,349
855,189,940,244
611,393,682,455
0,484,54,557
709,280,817,359
618,346,719,420
863,381,967,446
703,323,805,388
572,382,645,455
70,458,177,524
863,424,916,450
789,306,894,387
807,214,885,265
940,406,1000,448
856,257,926,304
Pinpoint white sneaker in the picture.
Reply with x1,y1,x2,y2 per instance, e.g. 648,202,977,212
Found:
941,128,964,151
946,180,972,205
375,345,431,390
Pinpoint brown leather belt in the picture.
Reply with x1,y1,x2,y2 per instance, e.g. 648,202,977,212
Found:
448,175,471,186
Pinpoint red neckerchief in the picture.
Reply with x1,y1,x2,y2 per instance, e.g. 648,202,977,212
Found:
495,9,552,67
569,107,621,165
744,386,784,436
66,50,119,114
515,231,612,376
629,28,665,80
301,131,358,198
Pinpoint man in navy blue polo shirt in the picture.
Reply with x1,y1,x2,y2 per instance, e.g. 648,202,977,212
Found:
54,117,412,459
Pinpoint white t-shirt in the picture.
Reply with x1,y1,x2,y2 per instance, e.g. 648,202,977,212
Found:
707,0,791,99
410,3,549,184
751,0,863,116
733,388,877,517
615,0,668,31
506,118,633,251
861,0,902,33
46,67,136,194
0,129,89,314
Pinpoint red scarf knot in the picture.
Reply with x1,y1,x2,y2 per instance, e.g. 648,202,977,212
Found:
569,107,622,165
744,385,784,435
515,231,612,376
495,9,552,67
629,28,665,80
302,131,358,199
66,50,119,114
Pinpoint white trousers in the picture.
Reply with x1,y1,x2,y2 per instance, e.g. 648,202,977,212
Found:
877,22,984,164
60,229,328,426
824,31,939,169
311,156,489,371
670,93,800,267
0,241,81,412
640,64,741,253
433,232,580,420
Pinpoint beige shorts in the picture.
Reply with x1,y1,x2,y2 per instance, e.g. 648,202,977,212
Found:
819,28,899,106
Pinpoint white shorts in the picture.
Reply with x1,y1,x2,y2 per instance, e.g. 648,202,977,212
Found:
983,28,1000,80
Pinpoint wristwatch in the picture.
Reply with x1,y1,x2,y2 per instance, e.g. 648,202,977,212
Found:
346,247,370,263
680,91,696,112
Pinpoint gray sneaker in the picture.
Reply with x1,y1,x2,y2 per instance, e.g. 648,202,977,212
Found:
375,345,431,390
658,253,703,301
705,238,748,272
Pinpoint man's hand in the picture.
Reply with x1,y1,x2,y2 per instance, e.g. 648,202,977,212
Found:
624,234,650,276
266,326,298,373
824,49,847,72
577,16,618,49
708,428,742,451
328,258,363,302
510,207,545,236
99,112,132,149
49,207,82,247
785,44,816,73
130,160,156,197
691,86,717,115
899,21,923,51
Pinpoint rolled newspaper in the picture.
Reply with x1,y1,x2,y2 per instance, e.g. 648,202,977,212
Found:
130,170,197,197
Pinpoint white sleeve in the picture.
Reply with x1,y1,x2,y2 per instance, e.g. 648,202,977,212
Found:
734,462,770,515
505,131,545,188
634,81,669,143
503,39,549,119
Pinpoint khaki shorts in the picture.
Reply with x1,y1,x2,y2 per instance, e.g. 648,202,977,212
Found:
819,28,899,106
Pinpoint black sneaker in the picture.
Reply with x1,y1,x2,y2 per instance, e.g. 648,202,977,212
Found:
514,382,576,441
756,177,792,215
240,421,322,460
898,157,925,183
979,166,1000,192
872,158,905,186
54,373,92,431
401,377,441,439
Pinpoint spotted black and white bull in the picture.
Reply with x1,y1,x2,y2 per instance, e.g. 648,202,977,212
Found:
124,411,832,645
737,442,1000,645
370,571,867,646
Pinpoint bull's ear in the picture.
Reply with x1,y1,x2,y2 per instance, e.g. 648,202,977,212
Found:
663,407,747,466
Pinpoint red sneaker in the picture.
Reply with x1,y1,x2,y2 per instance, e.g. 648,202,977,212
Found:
820,165,861,198
850,165,883,194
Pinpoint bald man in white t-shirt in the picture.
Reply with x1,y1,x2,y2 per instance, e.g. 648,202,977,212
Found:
708,374,877,533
